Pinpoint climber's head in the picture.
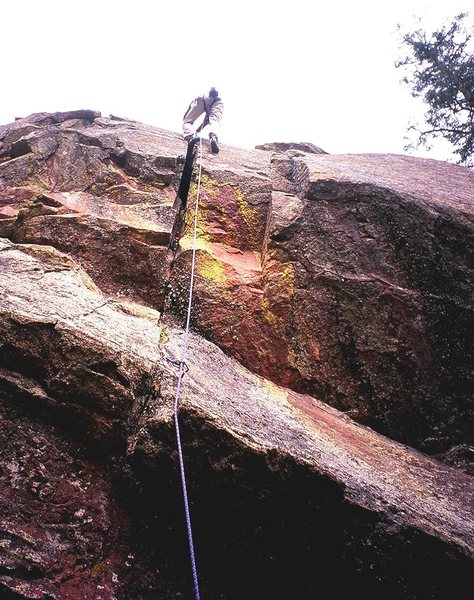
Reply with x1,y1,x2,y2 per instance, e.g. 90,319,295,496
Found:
209,87,219,98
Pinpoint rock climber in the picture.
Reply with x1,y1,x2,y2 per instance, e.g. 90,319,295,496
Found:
182,87,224,154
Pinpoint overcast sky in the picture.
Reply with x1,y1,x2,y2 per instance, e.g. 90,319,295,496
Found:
2,0,471,162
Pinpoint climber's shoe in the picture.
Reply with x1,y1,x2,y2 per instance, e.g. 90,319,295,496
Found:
210,134,219,154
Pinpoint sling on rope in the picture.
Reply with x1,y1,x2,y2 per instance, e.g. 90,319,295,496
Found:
172,136,204,600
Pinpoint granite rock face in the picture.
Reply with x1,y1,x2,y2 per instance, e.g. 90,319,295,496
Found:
0,111,473,599
261,152,474,451
166,144,474,456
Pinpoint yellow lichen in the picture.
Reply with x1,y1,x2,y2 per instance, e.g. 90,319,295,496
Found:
188,173,261,249
261,262,295,330
280,263,295,297
261,296,278,328
159,326,170,345
235,188,261,248
197,252,226,284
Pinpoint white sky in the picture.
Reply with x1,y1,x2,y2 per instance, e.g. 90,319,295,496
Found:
2,0,471,162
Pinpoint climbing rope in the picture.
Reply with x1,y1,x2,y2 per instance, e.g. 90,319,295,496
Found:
172,136,203,600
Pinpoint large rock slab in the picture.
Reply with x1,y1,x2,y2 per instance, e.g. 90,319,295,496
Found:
0,238,472,599
173,151,474,454
0,111,181,309
264,153,474,452
1,112,473,457
0,111,273,314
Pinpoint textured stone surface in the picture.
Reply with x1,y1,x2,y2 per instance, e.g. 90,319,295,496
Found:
260,152,474,451
255,141,328,154
0,111,473,598
168,150,474,454
0,237,473,598
0,409,130,599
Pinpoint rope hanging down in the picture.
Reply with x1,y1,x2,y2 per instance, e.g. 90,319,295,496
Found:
173,137,203,600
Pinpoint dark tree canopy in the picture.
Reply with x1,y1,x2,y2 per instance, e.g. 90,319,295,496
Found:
396,13,474,166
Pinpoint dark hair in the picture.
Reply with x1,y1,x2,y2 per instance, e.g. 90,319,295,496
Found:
209,87,218,97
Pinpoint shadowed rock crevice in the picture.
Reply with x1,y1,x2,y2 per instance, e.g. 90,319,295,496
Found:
127,414,474,600
9,139,32,160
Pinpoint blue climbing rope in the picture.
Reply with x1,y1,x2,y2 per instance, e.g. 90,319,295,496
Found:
173,136,203,600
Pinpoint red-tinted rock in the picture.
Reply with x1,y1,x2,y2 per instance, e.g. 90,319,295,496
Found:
165,150,474,455
0,396,130,599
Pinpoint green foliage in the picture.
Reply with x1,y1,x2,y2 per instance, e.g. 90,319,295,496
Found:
396,13,474,166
